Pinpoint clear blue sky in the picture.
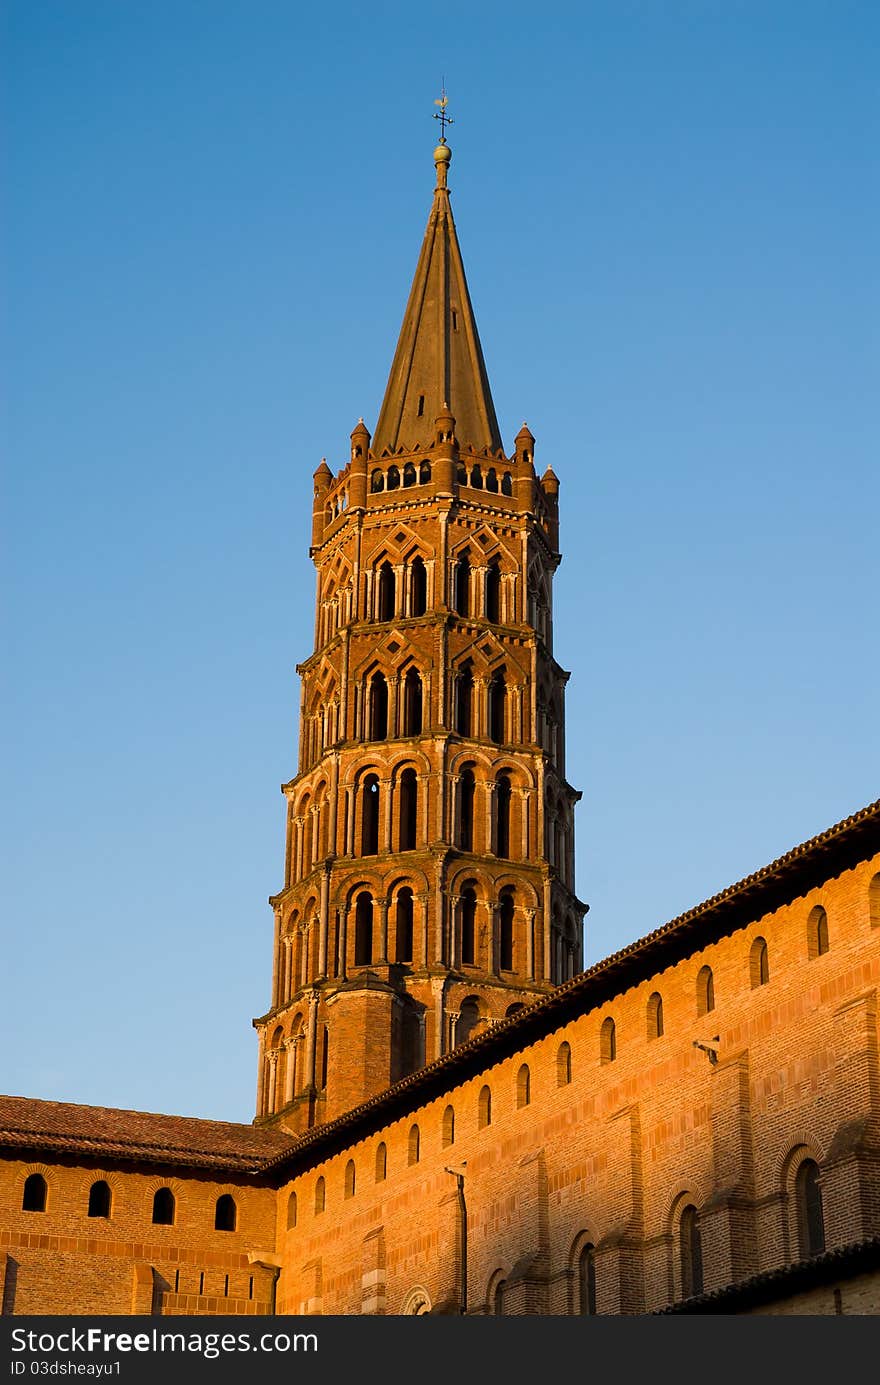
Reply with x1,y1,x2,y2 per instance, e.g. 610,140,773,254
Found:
3,1,877,1123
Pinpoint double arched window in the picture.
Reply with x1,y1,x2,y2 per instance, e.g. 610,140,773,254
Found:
498,889,515,970
354,892,373,967
495,773,512,858
396,887,414,963
361,775,380,855
460,886,477,964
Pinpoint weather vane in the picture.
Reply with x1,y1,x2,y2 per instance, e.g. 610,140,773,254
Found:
433,86,453,142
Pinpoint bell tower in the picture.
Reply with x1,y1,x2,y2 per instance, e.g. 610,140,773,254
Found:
254,127,587,1133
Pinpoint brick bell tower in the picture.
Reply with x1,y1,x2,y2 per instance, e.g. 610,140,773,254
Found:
254,126,587,1133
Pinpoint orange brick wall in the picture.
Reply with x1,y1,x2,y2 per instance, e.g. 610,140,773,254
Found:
275,853,880,1314
0,1161,278,1315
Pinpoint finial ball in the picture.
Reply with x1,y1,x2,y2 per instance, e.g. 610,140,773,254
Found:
434,142,451,164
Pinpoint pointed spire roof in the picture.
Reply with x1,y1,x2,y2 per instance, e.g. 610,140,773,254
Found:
372,140,502,457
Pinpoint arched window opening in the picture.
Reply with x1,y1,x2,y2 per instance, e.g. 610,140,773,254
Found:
403,462,417,487
470,464,483,489
442,1105,455,1147
152,1187,175,1226
488,672,506,744
344,1160,356,1199
287,1191,297,1229
315,1177,326,1214
647,992,664,1040
458,996,480,1044
87,1180,111,1219
600,1016,617,1063
417,394,425,417
22,1173,47,1213
871,873,880,928
399,768,418,850
408,1125,420,1166
455,665,474,736
478,1084,492,1129
411,558,427,617
501,471,513,496
499,889,515,970
459,768,475,851
485,561,501,622
215,1194,237,1232
370,469,384,493
516,1062,531,1108
578,1244,597,1315
808,905,830,959
557,1041,572,1086
419,459,431,484
697,965,715,1017
375,1143,387,1182
495,773,512,859
456,462,467,485
459,887,477,965
386,465,400,491
486,467,499,493
396,887,414,963
750,936,770,988
361,774,380,855
369,672,388,740
680,1206,703,1298
354,891,373,967
796,1160,825,1257
454,554,470,617
494,1279,506,1315
377,562,396,621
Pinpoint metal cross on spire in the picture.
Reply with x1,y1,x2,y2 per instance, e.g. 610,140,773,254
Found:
433,86,453,142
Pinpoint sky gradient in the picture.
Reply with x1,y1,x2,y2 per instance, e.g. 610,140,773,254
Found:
3,0,878,1122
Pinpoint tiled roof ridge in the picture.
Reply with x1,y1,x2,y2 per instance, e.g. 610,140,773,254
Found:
654,1234,880,1312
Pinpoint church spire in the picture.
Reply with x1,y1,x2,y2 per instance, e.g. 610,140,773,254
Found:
371,122,503,457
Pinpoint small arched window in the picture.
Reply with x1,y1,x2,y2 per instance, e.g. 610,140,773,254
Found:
399,767,418,850
454,553,470,617
354,891,373,967
470,464,483,489
287,1190,297,1229
396,886,414,963
696,965,715,1017
315,1177,326,1214
419,460,431,484
557,1041,572,1086
361,774,380,855
578,1243,597,1315
455,664,473,736
386,465,400,491
22,1173,47,1213
478,1084,492,1129
516,1063,531,1108
796,1159,825,1257
647,992,664,1040
411,558,428,617
408,1125,420,1166
495,772,512,859
600,1015,617,1063
370,469,384,493
403,668,423,736
488,672,506,744
377,562,396,620
807,905,829,959
501,471,513,496
499,889,515,970
493,1278,507,1314
369,672,388,740
403,462,417,487
375,1143,387,1183
485,561,501,622
442,1105,455,1147
485,467,499,493
750,936,770,988
460,885,477,965
680,1205,703,1298
87,1179,111,1219
152,1187,175,1226
214,1194,236,1232
344,1160,356,1199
